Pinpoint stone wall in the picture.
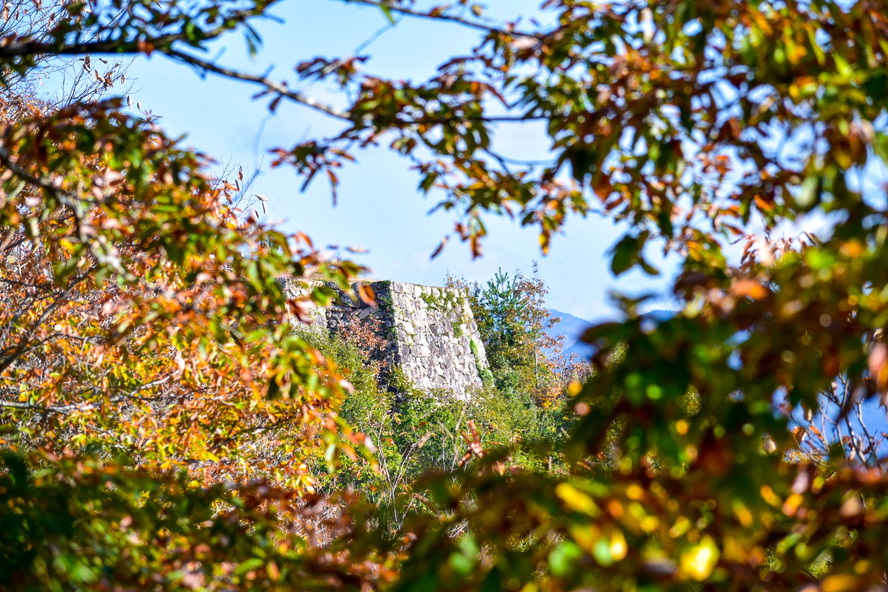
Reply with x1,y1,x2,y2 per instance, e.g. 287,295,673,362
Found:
282,279,489,399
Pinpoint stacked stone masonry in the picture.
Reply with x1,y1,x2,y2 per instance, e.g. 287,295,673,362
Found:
282,279,489,399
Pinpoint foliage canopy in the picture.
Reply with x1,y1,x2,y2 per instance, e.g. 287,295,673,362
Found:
1,0,888,590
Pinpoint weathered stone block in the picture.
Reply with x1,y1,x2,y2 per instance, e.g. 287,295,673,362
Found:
281,279,489,399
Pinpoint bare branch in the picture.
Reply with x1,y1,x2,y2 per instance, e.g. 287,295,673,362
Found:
162,48,353,121
0,377,172,414
334,0,542,39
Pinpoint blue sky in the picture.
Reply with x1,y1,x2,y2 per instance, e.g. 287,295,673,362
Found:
121,0,674,323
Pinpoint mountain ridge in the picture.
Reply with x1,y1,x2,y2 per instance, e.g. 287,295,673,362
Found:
545,309,593,359
545,308,678,359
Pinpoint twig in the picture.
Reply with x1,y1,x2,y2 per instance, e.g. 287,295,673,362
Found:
0,4,267,58
163,48,354,121
165,48,545,126
0,377,172,415
335,0,542,40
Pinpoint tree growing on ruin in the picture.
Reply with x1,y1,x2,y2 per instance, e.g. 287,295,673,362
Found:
456,266,572,405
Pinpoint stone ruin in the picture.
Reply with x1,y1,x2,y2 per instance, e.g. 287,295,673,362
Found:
281,279,490,399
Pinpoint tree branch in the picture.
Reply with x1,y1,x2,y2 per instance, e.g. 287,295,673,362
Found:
0,4,270,59
0,32,182,58
0,144,137,284
0,377,171,415
162,48,353,121
164,48,544,126
335,0,542,40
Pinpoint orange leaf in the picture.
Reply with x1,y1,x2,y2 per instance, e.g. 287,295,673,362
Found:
356,283,376,306
731,279,768,300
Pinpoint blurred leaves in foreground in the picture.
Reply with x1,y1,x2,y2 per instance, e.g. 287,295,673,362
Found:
1,0,888,590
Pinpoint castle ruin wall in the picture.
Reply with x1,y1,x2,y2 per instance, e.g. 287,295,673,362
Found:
282,280,489,398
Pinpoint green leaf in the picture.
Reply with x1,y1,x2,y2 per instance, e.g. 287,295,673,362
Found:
549,541,582,576
235,558,264,576
380,5,395,25
593,538,614,566
795,175,821,209
610,232,650,276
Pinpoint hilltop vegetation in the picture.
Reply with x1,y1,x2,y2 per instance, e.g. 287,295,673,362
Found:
297,270,584,529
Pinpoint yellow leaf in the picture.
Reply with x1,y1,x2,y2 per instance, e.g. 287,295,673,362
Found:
679,536,719,581
555,482,600,516
569,523,600,552
782,493,804,516
731,499,754,527
609,528,627,561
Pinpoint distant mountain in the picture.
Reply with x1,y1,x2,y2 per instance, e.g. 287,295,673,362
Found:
640,309,676,322
544,309,594,359
543,308,678,360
